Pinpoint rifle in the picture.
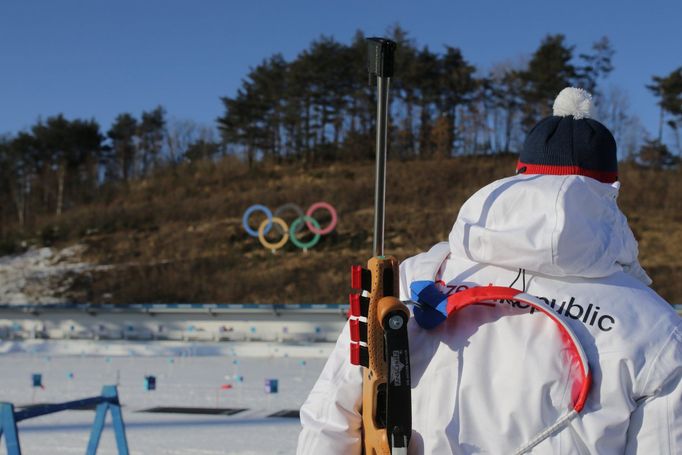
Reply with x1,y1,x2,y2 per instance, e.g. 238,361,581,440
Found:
349,37,412,455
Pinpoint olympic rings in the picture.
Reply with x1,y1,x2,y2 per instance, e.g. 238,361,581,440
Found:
274,203,305,219
258,217,289,251
274,203,306,234
306,202,338,235
242,204,273,237
243,202,337,252
290,216,321,250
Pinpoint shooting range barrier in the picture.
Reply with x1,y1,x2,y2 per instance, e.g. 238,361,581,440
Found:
144,375,156,391
264,379,279,394
0,385,129,455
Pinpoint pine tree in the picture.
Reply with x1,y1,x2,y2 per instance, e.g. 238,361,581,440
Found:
389,25,419,159
137,106,166,176
437,46,477,155
521,35,577,127
648,68,682,152
577,36,615,95
108,113,138,181
415,46,439,157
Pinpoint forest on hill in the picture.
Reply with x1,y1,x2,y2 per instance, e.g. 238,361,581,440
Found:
0,27,680,304
0,156,681,305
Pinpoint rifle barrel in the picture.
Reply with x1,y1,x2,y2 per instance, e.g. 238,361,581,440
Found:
373,75,390,257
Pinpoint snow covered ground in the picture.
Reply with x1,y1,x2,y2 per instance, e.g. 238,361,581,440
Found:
0,340,336,454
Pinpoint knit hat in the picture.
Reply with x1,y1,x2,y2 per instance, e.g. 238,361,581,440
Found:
516,87,618,183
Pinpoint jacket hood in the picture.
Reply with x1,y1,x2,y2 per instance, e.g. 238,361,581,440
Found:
449,174,651,284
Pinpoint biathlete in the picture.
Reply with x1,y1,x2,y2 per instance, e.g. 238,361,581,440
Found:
297,88,681,454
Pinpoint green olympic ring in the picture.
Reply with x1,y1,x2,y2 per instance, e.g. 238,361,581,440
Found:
289,216,321,250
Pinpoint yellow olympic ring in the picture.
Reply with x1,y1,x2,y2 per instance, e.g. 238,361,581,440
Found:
258,217,289,252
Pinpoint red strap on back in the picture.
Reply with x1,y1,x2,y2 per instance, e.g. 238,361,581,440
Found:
443,285,591,413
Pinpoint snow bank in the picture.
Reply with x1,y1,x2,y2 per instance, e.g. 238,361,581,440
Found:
0,244,99,305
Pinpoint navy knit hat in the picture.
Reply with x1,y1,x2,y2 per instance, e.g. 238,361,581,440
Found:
516,87,618,183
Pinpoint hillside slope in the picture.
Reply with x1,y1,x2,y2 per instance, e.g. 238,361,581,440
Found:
6,155,681,304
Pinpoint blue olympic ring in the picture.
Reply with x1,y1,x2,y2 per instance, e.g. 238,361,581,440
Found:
242,204,273,237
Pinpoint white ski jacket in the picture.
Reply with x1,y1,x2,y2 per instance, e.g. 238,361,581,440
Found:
297,174,681,454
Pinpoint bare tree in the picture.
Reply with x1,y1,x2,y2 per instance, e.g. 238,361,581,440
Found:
166,119,199,164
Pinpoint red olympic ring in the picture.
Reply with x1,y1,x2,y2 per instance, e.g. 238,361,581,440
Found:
305,201,338,235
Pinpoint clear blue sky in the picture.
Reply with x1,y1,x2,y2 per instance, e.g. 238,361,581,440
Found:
1,0,680,140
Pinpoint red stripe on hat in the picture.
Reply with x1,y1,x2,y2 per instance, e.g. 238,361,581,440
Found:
516,161,618,183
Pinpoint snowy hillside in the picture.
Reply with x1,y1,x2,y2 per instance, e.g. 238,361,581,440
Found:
0,245,100,305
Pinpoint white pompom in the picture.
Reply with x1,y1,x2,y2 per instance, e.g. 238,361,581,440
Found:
552,87,593,119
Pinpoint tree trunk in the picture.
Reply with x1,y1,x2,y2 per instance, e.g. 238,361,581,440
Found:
419,105,432,158
56,162,65,216
247,145,255,169
304,98,311,162
350,97,357,134
449,107,457,156
504,101,516,153
657,104,664,143
10,178,25,227
405,97,415,157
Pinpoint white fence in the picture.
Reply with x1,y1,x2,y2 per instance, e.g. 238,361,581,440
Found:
0,303,348,343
